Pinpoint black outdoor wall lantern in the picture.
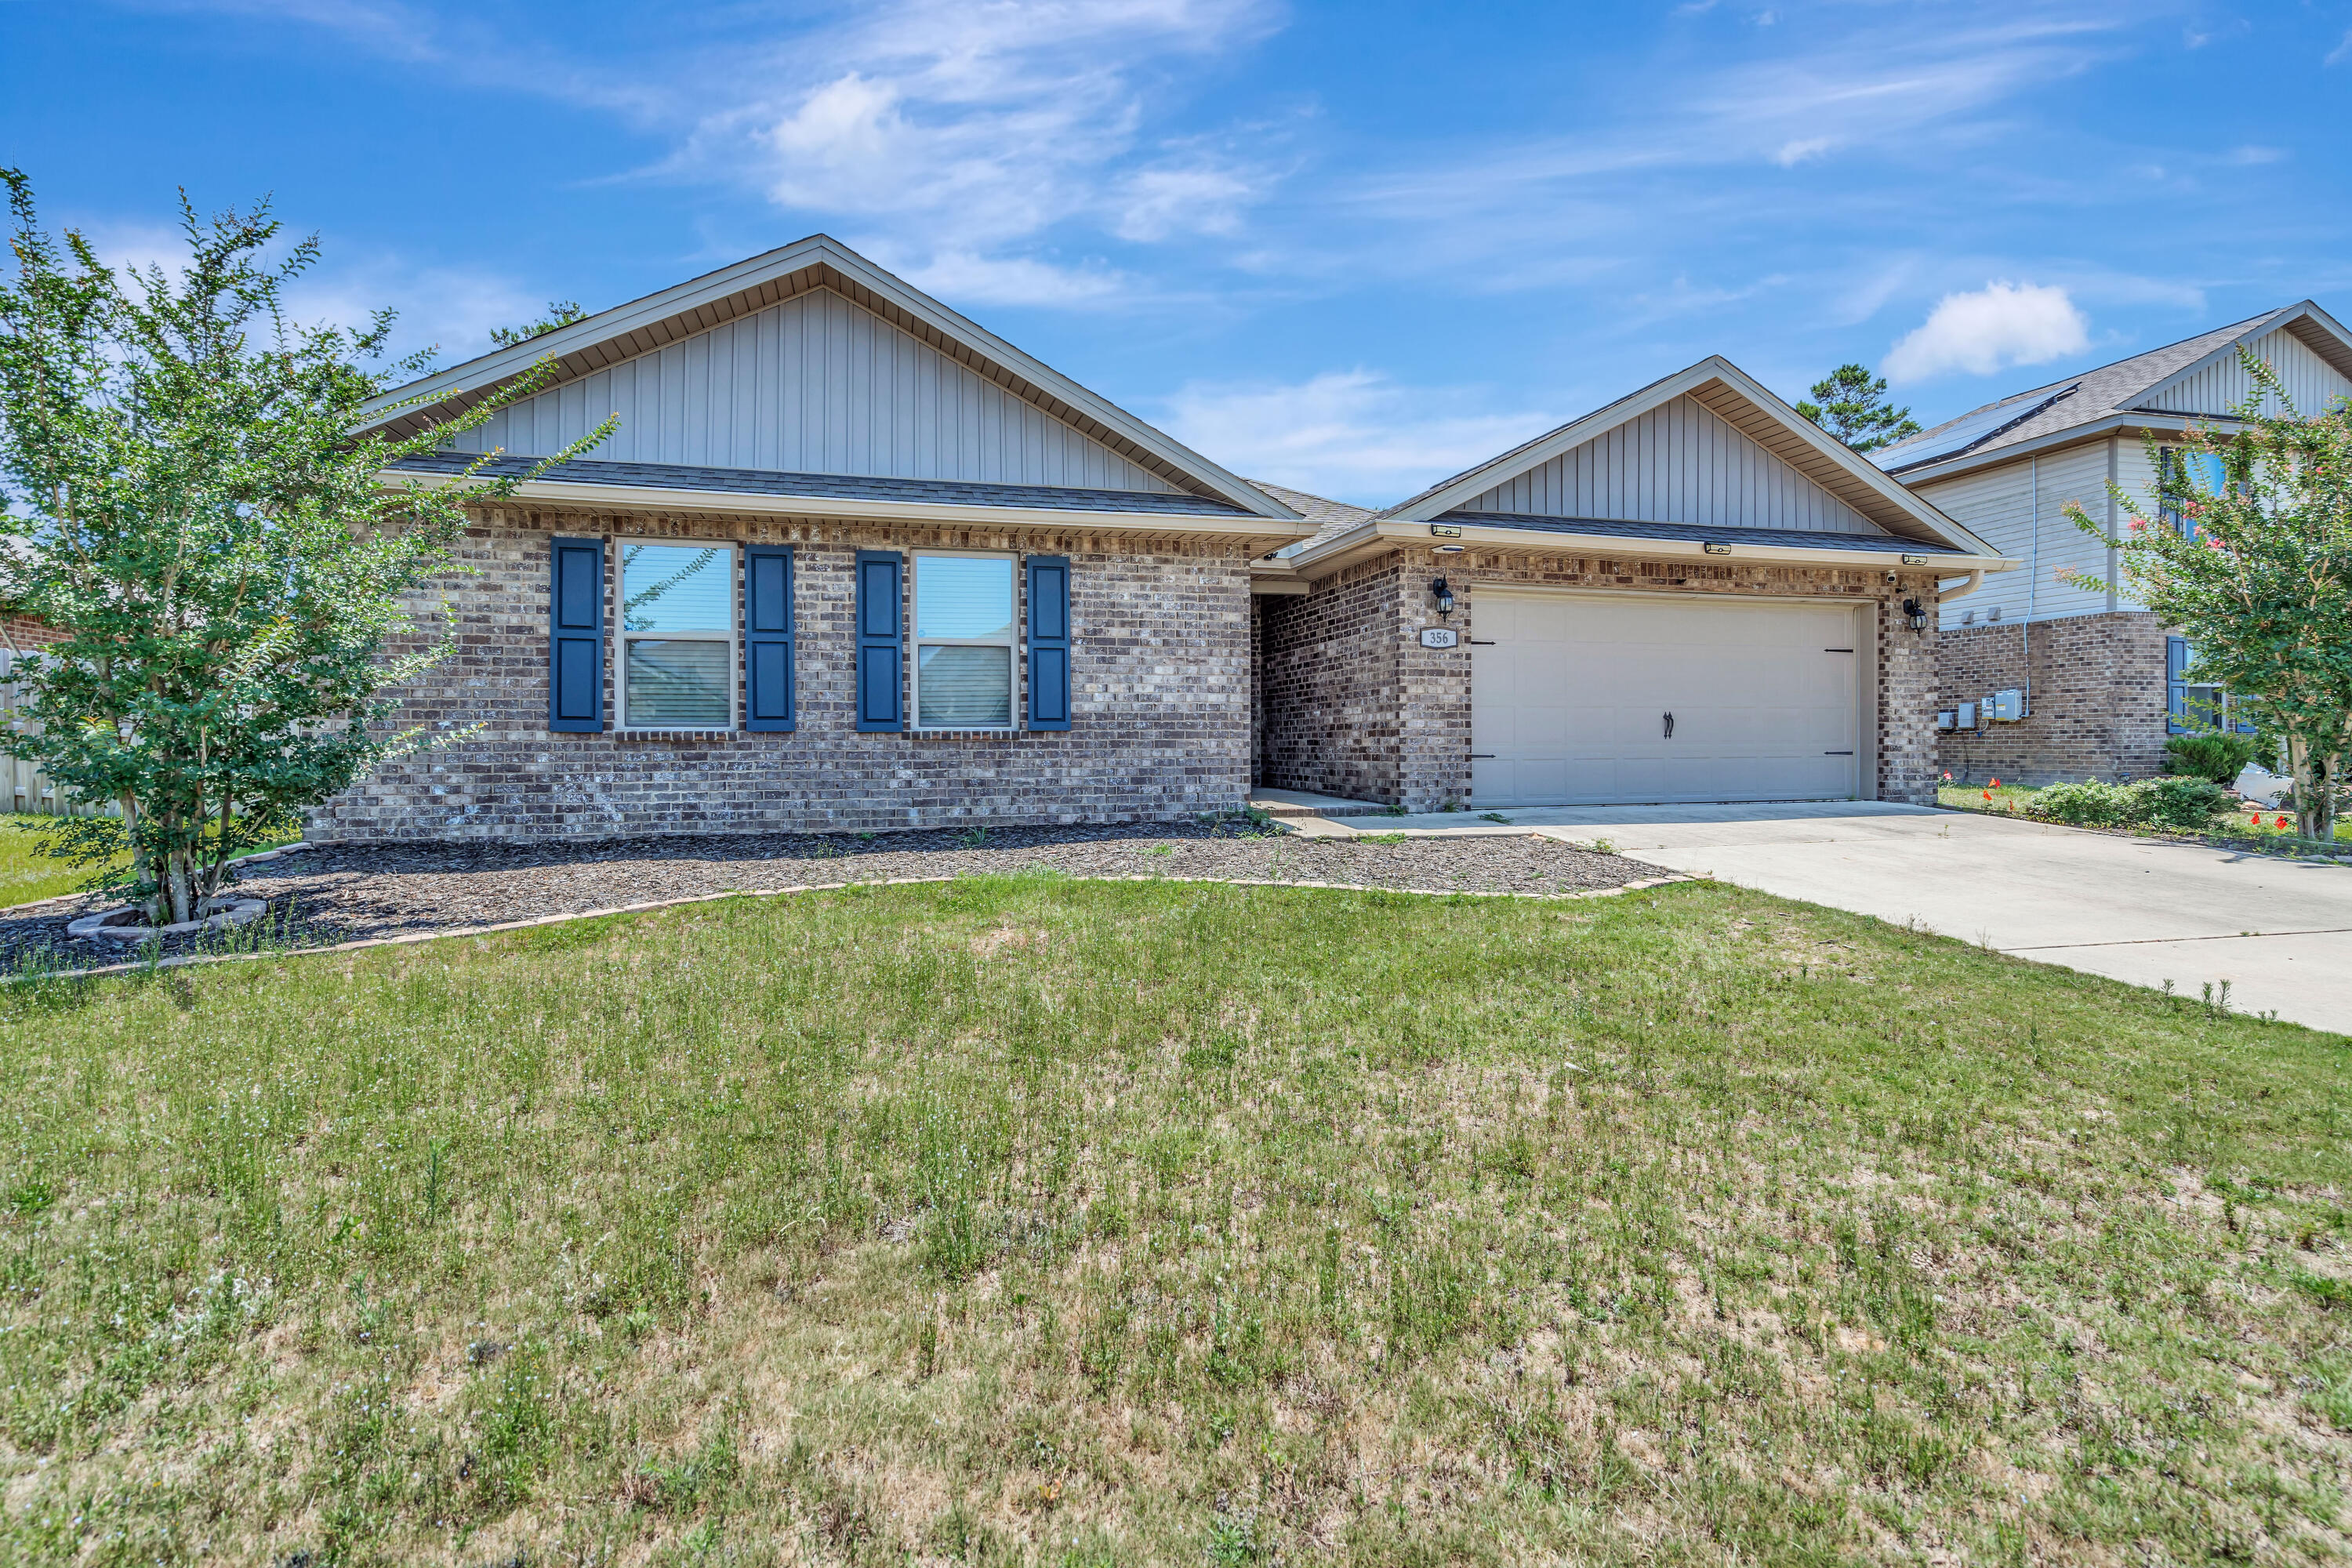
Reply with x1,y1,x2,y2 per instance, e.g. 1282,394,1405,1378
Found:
1902,596,1929,632
1431,577,1454,618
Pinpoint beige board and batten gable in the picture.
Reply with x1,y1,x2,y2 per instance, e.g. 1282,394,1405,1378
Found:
443,286,1180,494
1254,356,2005,814
1455,394,1886,535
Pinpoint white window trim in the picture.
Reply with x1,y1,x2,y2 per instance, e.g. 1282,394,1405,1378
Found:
911,549,1019,733
615,537,739,731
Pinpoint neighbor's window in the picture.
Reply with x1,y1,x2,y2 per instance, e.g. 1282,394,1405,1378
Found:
2166,634,2254,735
620,542,735,728
913,553,1014,729
2158,448,2227,542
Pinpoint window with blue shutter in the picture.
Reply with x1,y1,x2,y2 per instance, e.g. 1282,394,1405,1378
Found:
549,536,604,732
855,550,905,732
743,545,795,732
1025,554,1071,731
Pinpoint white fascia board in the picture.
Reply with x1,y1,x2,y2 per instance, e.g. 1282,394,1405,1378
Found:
355,236,1299,524
376,468,1316,543
1289,520,2015,581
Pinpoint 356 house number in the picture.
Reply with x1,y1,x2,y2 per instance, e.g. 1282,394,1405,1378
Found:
1419,627,1459,648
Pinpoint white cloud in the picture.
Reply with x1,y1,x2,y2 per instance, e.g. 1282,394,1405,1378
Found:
1772,136,1831,167
883,248,1134,309
2327,28,2352,67
681,0,1281,250
1882,281,2089,382
1160,371,1555,504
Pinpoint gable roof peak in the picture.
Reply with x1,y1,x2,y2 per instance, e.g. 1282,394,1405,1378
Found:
1373,354,1982,551
357,234,1298,521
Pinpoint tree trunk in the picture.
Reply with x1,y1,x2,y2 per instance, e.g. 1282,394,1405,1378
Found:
2287,735,2338,843
163,848,196,927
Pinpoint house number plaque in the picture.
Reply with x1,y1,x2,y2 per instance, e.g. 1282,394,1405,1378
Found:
1419,627,1460,648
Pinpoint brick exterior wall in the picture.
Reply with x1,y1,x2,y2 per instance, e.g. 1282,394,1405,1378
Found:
0,614,67,650
310,504,1255,843
1934,609,2170,785
1254,548,1942,810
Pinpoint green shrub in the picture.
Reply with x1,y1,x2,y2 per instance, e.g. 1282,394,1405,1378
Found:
2025,779,2136,828
2026,776,2229,833
2163,731,2266,786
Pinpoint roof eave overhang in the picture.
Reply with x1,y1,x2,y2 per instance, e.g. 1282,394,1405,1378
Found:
1285,520,2014,582
2122,301,2352,412
352,236,1299,523
379,468,1316,549
1887,410,2232,487
1374,356,1989,555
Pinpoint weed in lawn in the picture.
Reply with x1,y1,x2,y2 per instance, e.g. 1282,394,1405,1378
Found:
0,879,2347,1565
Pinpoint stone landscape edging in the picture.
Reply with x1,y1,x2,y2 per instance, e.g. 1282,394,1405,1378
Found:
5,867,1689,986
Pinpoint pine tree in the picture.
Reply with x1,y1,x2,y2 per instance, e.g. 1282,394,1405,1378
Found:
1795,364,1923,453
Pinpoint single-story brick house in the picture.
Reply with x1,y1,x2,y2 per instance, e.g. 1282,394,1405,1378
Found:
321,236,1314,841
1248,358,2009,811
1869,301,2352,786
327,241,2013,840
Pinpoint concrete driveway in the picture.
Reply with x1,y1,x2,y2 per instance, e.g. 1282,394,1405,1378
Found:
1353,801,2352,1036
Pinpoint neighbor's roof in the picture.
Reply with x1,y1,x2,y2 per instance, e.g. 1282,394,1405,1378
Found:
1873,300,2352,481
356,234,1300,523
385,452,1255,518
1365,355,1990,554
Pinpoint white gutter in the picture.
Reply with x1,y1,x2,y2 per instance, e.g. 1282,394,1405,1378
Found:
377,468,1317,543
1287,518,2014,582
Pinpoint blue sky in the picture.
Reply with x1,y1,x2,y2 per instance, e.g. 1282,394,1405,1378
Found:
8,0,2350,503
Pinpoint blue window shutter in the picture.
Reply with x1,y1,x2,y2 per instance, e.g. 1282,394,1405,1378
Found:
2165,636,2187,734
855,550,904,732
744,545,795,732
1025,554,1072,731
549,535,604,732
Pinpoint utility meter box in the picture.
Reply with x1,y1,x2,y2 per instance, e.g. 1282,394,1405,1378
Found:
1955,700,1977,729
1987,688,2027,723
1935,710,1958,731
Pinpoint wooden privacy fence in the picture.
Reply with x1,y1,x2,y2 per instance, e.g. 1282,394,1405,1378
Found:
0,651,117,819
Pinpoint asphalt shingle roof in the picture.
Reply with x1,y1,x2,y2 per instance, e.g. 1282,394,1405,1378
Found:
383,452,1254,517
1247,481,1374,552
1873,310,2288,474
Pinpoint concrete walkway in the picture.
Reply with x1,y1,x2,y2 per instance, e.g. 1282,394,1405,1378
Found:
1330,801,2352,1036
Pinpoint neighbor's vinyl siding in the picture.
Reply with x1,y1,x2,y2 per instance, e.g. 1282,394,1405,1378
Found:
1454,394,1884,534
2145,326,2352,416
452,288,1177,492
1914,441,2115,628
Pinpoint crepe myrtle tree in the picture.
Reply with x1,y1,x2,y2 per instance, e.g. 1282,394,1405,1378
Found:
2063,350,2352,842
0,172,610,925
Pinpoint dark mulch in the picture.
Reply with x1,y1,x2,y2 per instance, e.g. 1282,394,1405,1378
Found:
0,819,1656,967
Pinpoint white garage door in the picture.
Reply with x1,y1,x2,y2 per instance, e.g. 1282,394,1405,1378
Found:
1471,592,1866,808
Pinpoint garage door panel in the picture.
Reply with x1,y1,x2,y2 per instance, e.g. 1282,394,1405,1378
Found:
1471,592,1863,808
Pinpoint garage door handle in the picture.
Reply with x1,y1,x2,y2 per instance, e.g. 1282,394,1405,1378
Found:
1468,639,1496,645
1468,753,1495,759
1824,750,1853,755
1663,712,1674,739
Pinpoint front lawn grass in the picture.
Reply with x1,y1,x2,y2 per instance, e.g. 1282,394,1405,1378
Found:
2,876,2347,1565
0,814,303,910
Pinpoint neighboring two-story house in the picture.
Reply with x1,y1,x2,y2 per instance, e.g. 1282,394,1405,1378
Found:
1874,302,2352,785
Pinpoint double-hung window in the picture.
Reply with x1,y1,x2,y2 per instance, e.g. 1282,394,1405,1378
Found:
619,542,736,729
912,553,1015,729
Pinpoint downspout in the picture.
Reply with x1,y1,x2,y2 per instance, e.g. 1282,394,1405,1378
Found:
1936,569,1984,605
2104,436,2119,615
2025,455,2038,716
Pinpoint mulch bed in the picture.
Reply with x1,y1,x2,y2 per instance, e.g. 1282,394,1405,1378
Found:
0,819,1656,967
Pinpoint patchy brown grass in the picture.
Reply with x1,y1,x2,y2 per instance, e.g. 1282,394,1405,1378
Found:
0,873,2347,1564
